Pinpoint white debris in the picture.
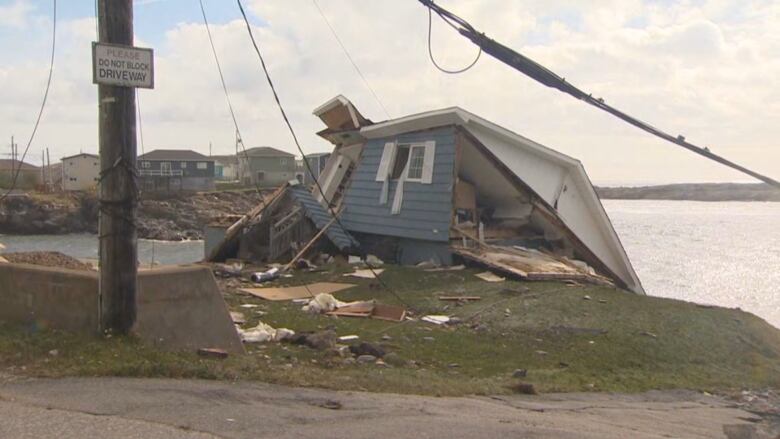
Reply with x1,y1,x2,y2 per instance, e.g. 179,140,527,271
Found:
421,315,451,325
237,321,295,343
338,335,360,342
302,293,348,314
348,255,362,264
239,304,258,309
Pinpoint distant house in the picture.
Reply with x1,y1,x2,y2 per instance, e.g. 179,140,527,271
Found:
0,159,41,190
237,146,296,188
138,149,215,192
302,152,331,186
61,153,99,191
211,155,238,181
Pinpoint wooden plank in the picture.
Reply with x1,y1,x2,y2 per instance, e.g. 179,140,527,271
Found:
438,296,481,301
206,183,288,262
239,282,355,301
282,216,337,272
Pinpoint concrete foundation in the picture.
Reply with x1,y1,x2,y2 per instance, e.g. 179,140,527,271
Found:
0,263,244,354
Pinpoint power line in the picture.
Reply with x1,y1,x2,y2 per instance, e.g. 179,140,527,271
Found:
420,0,780,190
235,0,412,309
427,6,480,74
0,0,56,202
136,92,145,156
198,0,264,197
311,0,392,119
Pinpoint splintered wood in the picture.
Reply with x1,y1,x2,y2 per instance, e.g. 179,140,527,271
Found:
454,245,614,287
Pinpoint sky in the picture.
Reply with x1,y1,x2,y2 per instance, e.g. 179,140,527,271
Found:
0,0,778,185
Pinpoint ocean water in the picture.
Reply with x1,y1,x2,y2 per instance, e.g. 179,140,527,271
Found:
0,234,204,267
603,200,780,328
1,200,778,327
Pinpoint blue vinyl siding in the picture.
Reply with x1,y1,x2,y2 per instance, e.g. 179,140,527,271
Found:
340,126,455,242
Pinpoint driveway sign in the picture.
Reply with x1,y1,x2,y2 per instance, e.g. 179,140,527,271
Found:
92,42,154,89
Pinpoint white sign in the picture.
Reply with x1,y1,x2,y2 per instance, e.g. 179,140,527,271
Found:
92,42,154,89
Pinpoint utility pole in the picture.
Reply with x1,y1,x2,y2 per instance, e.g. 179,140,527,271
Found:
97,0,138,334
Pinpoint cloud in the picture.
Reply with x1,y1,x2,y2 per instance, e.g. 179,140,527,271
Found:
0,0,34,28
0,0,778,184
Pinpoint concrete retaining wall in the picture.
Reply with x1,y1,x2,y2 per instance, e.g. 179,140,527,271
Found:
0,263,243,354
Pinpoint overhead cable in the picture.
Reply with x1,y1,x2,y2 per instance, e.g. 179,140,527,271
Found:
311,0,392,119
0,0,56,203
419,0,780,190
235,0,412,309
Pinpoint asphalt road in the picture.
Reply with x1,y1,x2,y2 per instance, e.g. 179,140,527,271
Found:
0,375,773,439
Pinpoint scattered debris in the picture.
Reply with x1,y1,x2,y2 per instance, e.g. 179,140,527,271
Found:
197,348,229,359
421,315,451,325
640,331,658,339
356,354,377,364
365,254,384,265
338,335,359,342
213,263,243,278
250,267,280,283
237,321,295,343
475,271,505,282
583,295,592,301
422,336,436,342
229,311,246,325
48,349,59,357
240,282,355,301
535,350,548,356
291,330,338,350
512,369,527,378
371,303,406,322
303,293,348,314
326,301,374,318
239,304,259,309
343,268,384,279
349,342,385,358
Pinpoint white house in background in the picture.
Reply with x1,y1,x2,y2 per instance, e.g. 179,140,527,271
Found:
211,155,238,181
61,153,99,191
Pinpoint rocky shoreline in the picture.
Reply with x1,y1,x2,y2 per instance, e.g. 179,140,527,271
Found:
596,183,780,202
0,190,266,241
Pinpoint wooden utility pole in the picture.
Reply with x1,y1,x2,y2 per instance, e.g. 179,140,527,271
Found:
46,148,51,188
97,0,138,334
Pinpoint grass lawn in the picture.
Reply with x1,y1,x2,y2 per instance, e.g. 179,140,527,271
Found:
2,263,780,397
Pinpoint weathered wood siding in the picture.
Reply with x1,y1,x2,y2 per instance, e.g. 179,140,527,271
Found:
341,126,455,242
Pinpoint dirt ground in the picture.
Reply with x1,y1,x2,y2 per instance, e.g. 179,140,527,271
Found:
0,251,94,271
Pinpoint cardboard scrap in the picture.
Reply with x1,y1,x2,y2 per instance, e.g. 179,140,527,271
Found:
371,303,406,322
475,271,505,283
239,282,356,301
324,301,406,322
343,268,384,279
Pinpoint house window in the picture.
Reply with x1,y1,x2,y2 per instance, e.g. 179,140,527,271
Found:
161,162,172,173
406,145,425,180
196,162,207,170
257,171,265,181
140,161,151,169
280,158,287,165
390,145,410,179
181,162,187,169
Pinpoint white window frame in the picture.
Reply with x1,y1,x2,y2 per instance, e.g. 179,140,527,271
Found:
196,162,207,170
405,144,426,182
140,161,151,169
280,158,288,165
181,161,188,169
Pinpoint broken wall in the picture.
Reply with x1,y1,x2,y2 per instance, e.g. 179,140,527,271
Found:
339,126,455,242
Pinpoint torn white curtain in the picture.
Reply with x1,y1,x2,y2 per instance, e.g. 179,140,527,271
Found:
391,157,410,214
376,141,397,204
